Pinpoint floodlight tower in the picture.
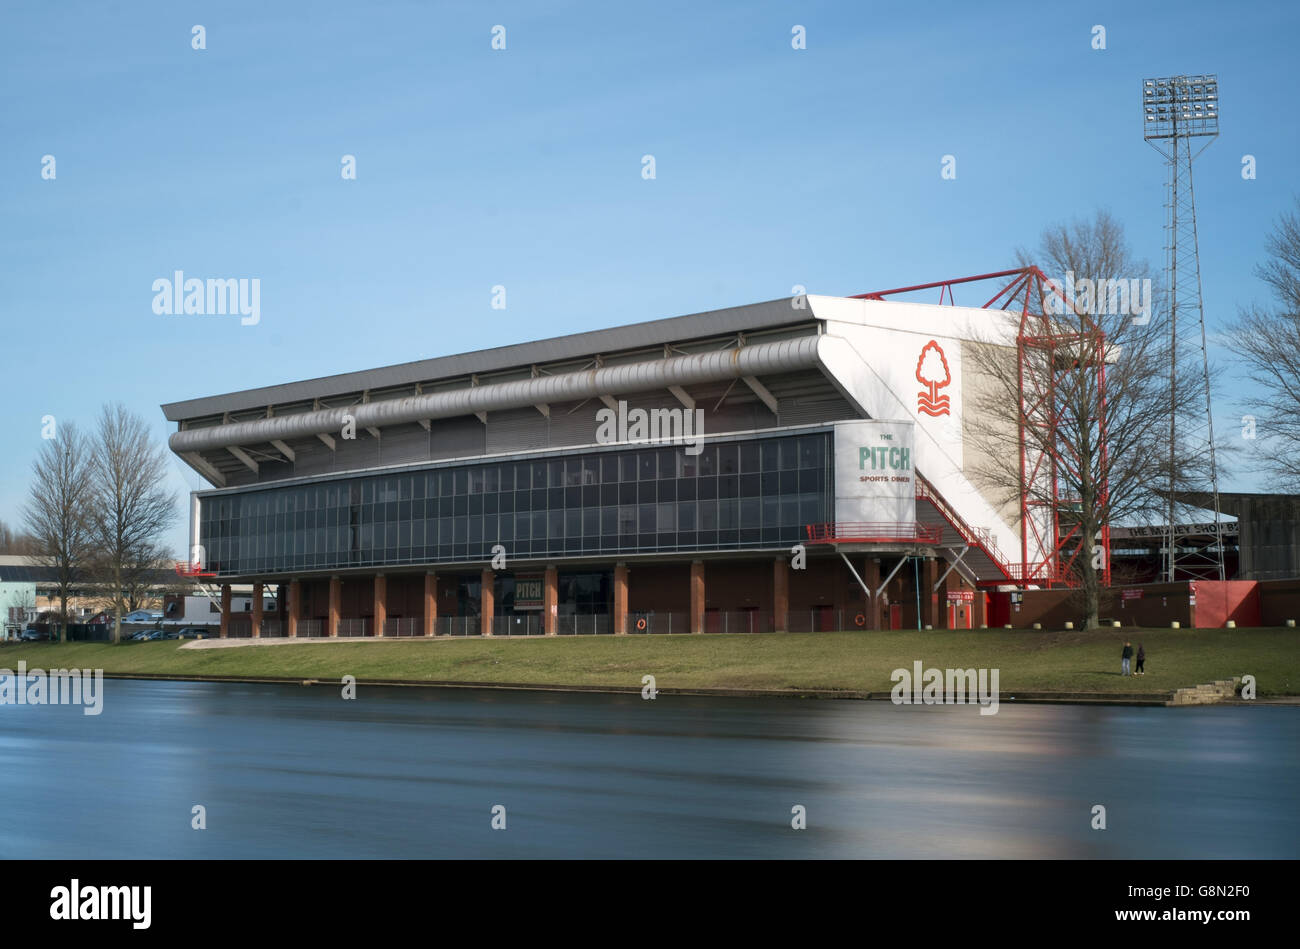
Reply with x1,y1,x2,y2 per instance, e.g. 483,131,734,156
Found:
1142,74,1225,581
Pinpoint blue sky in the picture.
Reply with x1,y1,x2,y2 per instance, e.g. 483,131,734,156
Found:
2,0,1297,555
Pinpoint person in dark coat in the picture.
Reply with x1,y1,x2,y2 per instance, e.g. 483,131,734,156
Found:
1135,644,1145,676
1121,641,1133,676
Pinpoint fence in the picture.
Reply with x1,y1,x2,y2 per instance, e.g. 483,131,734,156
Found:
383,618,423,637
336,618,371,637
66,623,112,642
207,611,901,638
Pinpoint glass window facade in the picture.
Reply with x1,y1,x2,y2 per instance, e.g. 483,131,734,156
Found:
199,432,830,576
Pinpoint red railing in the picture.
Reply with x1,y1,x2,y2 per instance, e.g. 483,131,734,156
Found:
174,561,215,577
913,478,1019,579
912,477,1067,584
805,523,942,544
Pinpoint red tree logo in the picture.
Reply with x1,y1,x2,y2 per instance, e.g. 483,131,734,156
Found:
915,340,951,417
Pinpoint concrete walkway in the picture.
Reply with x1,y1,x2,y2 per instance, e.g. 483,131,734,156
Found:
181,636,443,650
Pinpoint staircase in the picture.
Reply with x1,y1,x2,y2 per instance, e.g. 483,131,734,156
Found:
914,475,1018,584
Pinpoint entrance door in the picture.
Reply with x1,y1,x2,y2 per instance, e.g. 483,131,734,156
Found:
814,605,833,632
948,602,971,629
889,603,903,630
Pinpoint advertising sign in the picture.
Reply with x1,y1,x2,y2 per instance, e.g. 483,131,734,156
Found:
513,575,543,610
833,420,916,524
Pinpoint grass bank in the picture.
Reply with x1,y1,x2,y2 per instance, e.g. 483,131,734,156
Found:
2,627,1296,696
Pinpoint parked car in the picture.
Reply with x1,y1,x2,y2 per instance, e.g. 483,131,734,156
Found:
161,630,182,640
121,610,155,623
19,628,50,642
129,631,151,641
176,627,211,639
143,630,166,641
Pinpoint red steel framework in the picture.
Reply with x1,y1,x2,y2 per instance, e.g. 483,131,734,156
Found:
851,267,1111,589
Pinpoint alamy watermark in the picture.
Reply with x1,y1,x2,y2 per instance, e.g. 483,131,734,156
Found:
152,271,260,325
595,399,704,455
891,661,999,715
1042,271,1151,324
1,662,104,715
50,880,150,929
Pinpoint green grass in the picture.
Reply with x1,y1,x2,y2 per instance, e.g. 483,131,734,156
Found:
3,628,1297,696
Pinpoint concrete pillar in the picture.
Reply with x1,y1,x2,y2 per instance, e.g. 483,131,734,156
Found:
544,565,558,636
251,582,263,638
613,563,628,635
865,558,882,630
373,573,386,638
219,583,231,638
328,576,341,638
287,579,300,638
773,557,789,632
690,560,705,634
480,568,495,636
424,571,437,637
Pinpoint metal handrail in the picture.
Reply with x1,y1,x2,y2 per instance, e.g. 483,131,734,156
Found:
805,523,943,544
913,477,1020,580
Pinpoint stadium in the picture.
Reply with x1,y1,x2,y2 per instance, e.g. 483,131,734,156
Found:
161,268,1285,637
162,268,1055,637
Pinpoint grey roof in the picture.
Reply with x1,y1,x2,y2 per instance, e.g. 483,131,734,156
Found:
0,565,177,584
161,297,811,422
1172,490,1300,516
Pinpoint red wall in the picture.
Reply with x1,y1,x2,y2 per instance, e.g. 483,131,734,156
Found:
1190,581,1260,628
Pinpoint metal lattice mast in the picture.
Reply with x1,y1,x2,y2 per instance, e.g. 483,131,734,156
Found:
1143,75,1225,581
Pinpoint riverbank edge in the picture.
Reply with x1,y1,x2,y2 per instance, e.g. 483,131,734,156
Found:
74,670,1300,706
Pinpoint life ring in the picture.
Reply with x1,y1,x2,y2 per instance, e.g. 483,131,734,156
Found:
854,613,866,628
636,617,647,631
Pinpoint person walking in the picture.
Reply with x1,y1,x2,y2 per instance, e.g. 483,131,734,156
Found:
1135,643,1146,676
1121,641,1133,676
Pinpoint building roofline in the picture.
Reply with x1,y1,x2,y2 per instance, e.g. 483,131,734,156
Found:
160,296,812,422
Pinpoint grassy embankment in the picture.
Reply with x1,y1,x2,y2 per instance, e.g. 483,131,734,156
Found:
2,627,1297,695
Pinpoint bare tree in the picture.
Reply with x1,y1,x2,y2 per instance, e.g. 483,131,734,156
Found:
22,423,95,643
87,404,178,643
123,541,171,613
1231,197,1300,488
0,519,41,555
966,210,1206,628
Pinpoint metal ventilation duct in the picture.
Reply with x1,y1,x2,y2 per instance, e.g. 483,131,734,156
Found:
169,336,824,454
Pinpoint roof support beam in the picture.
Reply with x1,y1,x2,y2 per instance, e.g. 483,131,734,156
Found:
599,395,618,411
668,385,694,410
271,439,295,462
742,375,779,415
317,432,336,450
534,404,550,419
182,452,225,487
228,445,259,473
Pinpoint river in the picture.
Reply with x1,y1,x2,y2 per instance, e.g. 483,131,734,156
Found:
1,679,1295,858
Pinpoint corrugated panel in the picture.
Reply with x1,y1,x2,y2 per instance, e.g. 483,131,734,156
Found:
377,423,431,467
332,433,381,471
546,401,603,448
290,438,337,478
431,416,486,460
777,396,858,427
486,407,549,453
